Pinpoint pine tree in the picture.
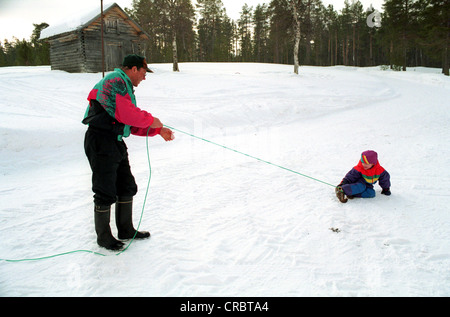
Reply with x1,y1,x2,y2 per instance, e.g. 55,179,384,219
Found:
415,0,449,75
323,4,338,66
253,4,270,63
128,0,196,65
383,0,416,71
268,0,292,64
31,23,50,65
0,43,6,66
237,4,254,61
196,0,232,61
14,39,33,66
159,0,196,71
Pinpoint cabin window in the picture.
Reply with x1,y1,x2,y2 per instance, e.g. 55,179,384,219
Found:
105,19,120,34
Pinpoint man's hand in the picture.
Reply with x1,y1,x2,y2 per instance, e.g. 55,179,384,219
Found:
150,117,163,129
160,127,174,141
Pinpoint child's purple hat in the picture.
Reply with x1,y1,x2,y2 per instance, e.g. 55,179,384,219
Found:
361,150,378,165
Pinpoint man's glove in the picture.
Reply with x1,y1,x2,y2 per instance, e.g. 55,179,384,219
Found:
381,188,391,196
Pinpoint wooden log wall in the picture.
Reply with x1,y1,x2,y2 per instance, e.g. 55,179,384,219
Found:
83,8,148,72
47,7,148,73
48,33,84,73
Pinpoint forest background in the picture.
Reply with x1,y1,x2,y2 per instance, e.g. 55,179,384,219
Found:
0,0,448,75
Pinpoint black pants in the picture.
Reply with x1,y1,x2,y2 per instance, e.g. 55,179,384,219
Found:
84,129,138,206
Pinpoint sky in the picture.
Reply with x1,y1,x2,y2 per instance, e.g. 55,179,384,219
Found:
0,0,384,42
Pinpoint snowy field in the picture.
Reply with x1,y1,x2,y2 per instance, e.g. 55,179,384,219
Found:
0,63,449,297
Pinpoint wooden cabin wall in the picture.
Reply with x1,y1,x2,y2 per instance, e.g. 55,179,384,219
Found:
46,7,148,73
48,33,84,73
82,8,148,73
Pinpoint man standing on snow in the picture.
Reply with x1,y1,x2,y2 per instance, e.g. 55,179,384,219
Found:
83,54,174,250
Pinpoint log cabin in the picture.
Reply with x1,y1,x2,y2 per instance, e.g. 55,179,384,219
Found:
41,3,150,73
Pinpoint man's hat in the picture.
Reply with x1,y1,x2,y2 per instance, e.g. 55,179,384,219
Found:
122,54,153,73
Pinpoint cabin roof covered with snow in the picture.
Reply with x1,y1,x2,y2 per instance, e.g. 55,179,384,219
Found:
40,2,149,40
41,2,150,73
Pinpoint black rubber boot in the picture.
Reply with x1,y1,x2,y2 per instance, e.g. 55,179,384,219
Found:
95,205,124,251
115,196,150,240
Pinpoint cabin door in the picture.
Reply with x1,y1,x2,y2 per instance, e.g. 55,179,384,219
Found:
105,41,123,71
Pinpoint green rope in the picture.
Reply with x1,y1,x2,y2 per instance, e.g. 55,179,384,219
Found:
164,125,336,188
115,127,152,256
1,250,107,263
1,124,335,263
0,127,153,263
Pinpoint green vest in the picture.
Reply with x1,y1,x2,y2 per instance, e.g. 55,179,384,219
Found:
84,68,137,141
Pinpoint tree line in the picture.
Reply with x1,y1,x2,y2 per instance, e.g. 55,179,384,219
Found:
124,0,448,75
1,0,448,75
0,23,50,67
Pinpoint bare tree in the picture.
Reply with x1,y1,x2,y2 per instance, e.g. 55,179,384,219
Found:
163,0,180,71
142,0,195,71
289,0,303,74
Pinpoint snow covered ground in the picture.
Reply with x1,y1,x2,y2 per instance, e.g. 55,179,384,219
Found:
0,63,449,297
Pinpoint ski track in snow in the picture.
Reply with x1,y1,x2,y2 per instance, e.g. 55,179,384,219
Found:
0,63,449,296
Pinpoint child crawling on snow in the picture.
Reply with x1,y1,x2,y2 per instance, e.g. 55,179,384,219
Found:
336,150,391,203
